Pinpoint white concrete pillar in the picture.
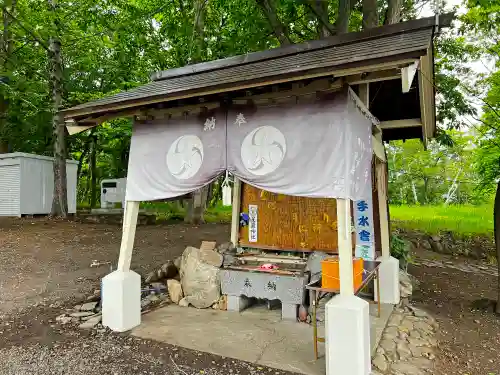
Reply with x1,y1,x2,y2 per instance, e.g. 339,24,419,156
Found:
102,200,142,332
324,199,370,375
325,295,371,375
336,198,354,295
375,162,400,304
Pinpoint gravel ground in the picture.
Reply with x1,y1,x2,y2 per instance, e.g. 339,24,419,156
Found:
409,251,500,375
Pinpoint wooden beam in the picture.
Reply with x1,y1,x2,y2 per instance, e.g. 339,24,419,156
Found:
376,163,390,258
358,83,369,107
230,178,242,246
401,60,419,93
66,124,98,135
372,135,386,162
379,118,422,129
232,79,343,104
347,69,400,85
117,201,140,271
418,47,435,144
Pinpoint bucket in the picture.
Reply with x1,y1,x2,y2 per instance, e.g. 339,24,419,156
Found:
321,257,364,290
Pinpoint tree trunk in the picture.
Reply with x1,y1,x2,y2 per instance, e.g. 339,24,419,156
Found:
48,0,68,217
185,188,208,224
362,0,378,29
307,0,334,38
192,0,205,63
256,0,292,45
494,181,500,314
385,0,402,25
185,0,209,224
0,0,15,154
89,134,97,208
337,0,352,34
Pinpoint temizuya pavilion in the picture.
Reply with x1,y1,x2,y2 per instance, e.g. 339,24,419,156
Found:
61,15,451,375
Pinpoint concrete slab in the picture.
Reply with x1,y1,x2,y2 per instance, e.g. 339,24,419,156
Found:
132,303,393,375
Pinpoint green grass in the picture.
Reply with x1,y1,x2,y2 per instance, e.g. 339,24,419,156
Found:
390,204,494,238
141,201,232,223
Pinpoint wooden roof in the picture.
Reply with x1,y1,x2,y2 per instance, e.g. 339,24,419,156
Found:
63,14,453,142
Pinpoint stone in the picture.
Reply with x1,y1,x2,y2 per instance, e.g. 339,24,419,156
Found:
379,339,396,352
409,344,424,357
160,261,179,279
399,271,413,298
174,256,182,271
407,337,427,347
167,279,184,304
388,313,404,327
178,297,189,307
216,242,235,254
420,239,432,250
396,342,412,360
79,315,102,329
198,249,223,267
373,354,388,372
431,235,441,243
55,314,72,324
384,326,399,338
80,302,98,311
409,307,428,318
141,299,152,309
180,246,221,308
145,270,159,283
70,311,95,318
399,319,414,331
390,361,424,375
409,329,421,339
81,313,102,321
428,337,438,346
414,321,433,332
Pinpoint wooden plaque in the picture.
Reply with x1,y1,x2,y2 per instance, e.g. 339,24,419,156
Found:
239,184,341,252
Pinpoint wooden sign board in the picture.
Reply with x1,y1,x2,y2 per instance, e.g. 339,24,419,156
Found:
239,184,342,253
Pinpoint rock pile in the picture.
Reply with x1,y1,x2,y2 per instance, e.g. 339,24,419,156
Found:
57,241,235,330
56,298,105,330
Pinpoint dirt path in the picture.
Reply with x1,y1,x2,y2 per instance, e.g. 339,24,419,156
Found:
0,218,230,314
409,251,500,375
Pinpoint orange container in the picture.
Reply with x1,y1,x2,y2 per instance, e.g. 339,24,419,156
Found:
321,257,364,290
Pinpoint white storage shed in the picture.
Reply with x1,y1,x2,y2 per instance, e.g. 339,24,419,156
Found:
0,153,78,217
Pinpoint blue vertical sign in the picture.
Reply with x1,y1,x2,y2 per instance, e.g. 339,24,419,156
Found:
355,198,375,260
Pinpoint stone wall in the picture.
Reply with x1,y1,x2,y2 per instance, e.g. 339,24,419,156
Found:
397,228,495,260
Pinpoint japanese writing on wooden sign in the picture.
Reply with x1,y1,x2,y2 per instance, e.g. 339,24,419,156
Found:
354,198,375,260
248,204,258,242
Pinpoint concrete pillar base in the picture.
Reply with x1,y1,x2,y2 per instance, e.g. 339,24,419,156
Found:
102,270,141,332
375,256,401,305
281,303,298,320
326,295,371,375
226,295,250,312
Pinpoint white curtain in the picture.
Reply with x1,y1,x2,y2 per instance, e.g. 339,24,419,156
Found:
125,87,375,202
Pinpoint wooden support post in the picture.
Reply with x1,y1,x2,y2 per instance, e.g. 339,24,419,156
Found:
358,83,369,108
336,198,354,295
230,177,242,246
376,163,390,259
117,200,140,271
